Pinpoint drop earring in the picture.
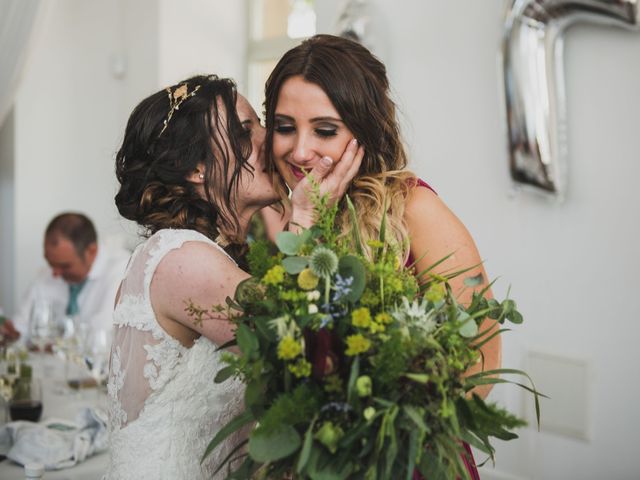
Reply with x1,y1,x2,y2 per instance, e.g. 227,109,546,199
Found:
199,174,204,179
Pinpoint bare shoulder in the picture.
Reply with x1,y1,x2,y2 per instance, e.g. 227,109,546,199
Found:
156,241,237,277
403,184,482,278
150,240,249,345
404,182,443,219
152,241,247,301
404,184,469,243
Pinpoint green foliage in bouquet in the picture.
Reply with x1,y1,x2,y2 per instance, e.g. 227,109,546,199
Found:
202,185,543,480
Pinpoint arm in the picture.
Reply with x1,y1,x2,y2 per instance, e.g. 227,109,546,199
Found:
0,317,20,343
404,186,502,399
150,241,250,347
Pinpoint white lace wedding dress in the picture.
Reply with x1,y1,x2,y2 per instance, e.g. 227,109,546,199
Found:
104,229,246,479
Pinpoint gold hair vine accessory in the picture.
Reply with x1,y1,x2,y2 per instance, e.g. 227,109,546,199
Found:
158,83,201,136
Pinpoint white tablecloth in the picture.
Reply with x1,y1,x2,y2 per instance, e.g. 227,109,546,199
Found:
0,355,109,479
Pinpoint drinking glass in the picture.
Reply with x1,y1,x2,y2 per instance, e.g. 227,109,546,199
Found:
85,327,111,388
83,327,111,409
51,315,78,394
28,299,55,353
61,316,95,391
9,377,43,422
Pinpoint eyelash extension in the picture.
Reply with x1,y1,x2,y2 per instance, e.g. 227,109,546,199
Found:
275,125,295,134
315,129,337,137
274,125,338,138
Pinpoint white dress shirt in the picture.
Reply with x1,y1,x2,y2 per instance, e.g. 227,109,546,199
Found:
13,244,130,335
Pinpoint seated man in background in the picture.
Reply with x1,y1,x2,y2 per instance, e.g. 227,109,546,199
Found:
0,212,129,341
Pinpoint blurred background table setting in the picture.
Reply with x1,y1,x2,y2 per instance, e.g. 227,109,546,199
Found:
0,304,110,479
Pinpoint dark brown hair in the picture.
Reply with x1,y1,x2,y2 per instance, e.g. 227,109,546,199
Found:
115,75,254,243
264,35,414,259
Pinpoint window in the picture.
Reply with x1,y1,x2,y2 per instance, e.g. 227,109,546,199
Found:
246,0,316,115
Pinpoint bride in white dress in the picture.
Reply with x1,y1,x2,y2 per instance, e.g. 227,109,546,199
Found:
105,75,363,479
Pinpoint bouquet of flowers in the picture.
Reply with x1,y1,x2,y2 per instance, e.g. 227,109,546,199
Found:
199,186,542,480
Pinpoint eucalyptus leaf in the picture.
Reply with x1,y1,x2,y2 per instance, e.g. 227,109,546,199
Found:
276,231,303,255
249,424,301,462
502,299,516,312
457,311,478,338
507,309,523,324
283,256,309,274
463,273,484,287
338,255,366,302
487,299,502,319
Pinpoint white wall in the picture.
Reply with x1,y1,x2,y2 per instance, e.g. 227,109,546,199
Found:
13,0,126,307
158,0,247,90
8,0,245,314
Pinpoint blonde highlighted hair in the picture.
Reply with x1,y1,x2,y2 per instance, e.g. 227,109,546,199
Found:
341,171,415,261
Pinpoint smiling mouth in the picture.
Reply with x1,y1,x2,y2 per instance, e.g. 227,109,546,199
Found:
289,164,308,181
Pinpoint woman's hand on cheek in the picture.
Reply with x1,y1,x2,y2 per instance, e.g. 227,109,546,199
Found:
289,138,364,230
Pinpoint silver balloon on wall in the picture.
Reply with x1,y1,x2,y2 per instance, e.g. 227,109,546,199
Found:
336,0,370,44
501,0,640,201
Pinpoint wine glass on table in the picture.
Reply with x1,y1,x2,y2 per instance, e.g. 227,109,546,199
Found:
51,315,79,394
28,299,55,353
28,299,56,380
84,326,111,408
8,376,43,422
58,315,99,392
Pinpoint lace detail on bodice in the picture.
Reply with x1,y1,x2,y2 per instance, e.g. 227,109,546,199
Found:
107,345,127,430
105,229,245,479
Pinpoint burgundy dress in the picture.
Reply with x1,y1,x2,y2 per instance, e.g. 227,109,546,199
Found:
410,178,481,480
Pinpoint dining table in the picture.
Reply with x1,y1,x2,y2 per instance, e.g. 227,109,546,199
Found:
0,353,109,479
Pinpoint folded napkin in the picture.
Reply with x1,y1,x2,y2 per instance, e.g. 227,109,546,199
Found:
0,407,108,469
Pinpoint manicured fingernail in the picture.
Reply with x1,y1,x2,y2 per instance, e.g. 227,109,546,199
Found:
321,156,333,167
351,138,358,147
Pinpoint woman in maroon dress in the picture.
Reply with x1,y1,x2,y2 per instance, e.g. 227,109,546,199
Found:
263,34,499,478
